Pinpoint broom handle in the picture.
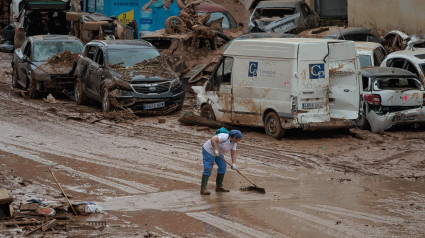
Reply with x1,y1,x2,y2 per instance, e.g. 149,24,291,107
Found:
48,167,78,216
218,155,258,187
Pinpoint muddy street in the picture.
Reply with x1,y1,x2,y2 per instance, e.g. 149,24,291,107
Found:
1,50,425,237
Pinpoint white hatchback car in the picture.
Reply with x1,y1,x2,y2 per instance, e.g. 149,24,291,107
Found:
381,48,425,83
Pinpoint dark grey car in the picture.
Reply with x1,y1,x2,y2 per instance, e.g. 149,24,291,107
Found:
74,40,185,113
11,35,83,98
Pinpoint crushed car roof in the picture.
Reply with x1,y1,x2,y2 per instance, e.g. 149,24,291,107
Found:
362,67,417,78
255,0,298,8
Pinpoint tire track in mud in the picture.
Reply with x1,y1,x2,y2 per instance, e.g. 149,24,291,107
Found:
186,211,288,238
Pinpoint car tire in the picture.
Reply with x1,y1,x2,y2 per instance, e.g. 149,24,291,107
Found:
27,79,38,99
101,87,112,112
11,66,20,89
264,111,285,139
200,104,216,121
74,78,86,105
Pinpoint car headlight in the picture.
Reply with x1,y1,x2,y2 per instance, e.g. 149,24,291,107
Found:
170,78,182,90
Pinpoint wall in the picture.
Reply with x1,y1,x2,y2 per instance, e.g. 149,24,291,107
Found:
348,0,425,36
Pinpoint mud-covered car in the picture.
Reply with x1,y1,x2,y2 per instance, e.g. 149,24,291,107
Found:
74,40,185,113
358,67,425,132
11,35,83,98
246,0,319,34
380,48,425,84
297,26,382,43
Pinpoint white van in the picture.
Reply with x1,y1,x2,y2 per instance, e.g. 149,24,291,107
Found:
192,38,361,139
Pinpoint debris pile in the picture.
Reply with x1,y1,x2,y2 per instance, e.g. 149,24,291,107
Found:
37,50,79,74
109,55,178,80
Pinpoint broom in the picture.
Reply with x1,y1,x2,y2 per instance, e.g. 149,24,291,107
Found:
218,155,266,194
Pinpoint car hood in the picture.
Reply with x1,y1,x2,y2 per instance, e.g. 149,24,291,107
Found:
34,61,74,75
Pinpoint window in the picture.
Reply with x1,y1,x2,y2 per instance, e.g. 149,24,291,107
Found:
373,47,387,66
375,77,422,90
85,45,97,60
211,56,234,88
95,50,104,66
362,76,370,91
23,42,31,59
359,54,372,68
388,58,405,68
405,61,419,77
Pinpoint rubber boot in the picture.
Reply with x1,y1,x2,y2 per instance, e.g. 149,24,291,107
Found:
215,173,230,192
200,175,211,195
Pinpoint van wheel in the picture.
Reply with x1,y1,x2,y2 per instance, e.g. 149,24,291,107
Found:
74,78,86,105
264,112,285,139
11,66,20,89
201,104,216,121
101,87,112,112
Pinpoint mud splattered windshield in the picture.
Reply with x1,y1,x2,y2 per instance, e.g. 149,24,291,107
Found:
375,77,423,90
107,48,160,67
33,41,83,62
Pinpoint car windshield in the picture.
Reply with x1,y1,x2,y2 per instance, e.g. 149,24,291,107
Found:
107,48,160,67
375,77,423,90
206,12,237,29
33,41,83,62
359,54,372,68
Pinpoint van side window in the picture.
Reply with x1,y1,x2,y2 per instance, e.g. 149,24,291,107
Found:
209,56,234,90
222,57,233,84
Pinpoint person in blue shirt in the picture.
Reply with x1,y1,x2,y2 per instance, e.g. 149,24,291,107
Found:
142,0,179,31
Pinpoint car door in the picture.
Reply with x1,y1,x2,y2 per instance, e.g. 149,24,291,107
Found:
92,48,106,100
84,45,100,97
19,41,33,88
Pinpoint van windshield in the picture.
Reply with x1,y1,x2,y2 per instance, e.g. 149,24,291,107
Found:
107,48,160,67
375,77,423,90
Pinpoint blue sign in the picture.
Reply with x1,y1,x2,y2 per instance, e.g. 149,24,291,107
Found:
309,63,325,79
248,62,258,77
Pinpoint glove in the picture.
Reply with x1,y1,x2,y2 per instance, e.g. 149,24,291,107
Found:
231,163,237,170
214,149,219,157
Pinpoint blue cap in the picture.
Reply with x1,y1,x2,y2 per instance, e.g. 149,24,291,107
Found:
230,130,242,139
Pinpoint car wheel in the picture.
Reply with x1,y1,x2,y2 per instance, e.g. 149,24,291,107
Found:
27,79,38,99
264,111,285,139
11,66,20,89
200,104,216,121
74,78,86,105
101,87,112,112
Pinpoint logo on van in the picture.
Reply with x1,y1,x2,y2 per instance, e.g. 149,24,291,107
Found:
309,64,325,79
248,62,258,77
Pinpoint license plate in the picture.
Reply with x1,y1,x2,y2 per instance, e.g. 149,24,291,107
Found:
396,115,417,121
143,102,165,110
302,102,321,109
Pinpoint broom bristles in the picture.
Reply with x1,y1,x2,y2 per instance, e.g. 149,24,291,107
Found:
240,186,266,194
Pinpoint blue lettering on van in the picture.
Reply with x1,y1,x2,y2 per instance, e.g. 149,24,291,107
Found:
309,64,325,79
248,62,258,77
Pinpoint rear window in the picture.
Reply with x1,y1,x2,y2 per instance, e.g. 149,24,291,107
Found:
33,41,83,62
359,54,372,68
375,77,423,90
107,48,160,67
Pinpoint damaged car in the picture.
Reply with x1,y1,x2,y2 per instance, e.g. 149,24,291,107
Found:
380,48,425,83
74,40,185,113
11,35,83,98
355,42,387,68
358,67,425,132
246,0,319,34
297,26,382,43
